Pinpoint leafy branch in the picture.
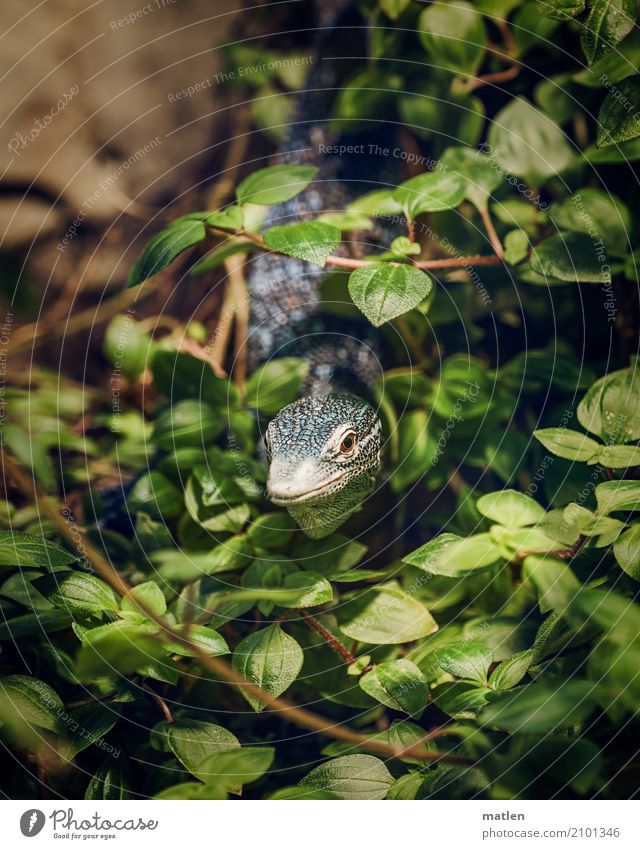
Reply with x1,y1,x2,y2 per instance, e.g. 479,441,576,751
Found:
1,449,473,768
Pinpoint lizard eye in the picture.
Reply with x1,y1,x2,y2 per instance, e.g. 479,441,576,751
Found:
339,432,357,455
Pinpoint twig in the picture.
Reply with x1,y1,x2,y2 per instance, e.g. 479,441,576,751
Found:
466,64,520,93
479,205,504,257
9,287,146,356
300,611,356,664
210,225,503,272
1,450,473,767
141,681,173,723
227,254,249,391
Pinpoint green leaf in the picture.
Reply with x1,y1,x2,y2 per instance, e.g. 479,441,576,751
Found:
152,350,237,404
338,582,437,644
154,537,253,581
247,513,297,550
577,360,640,443
537,0,585,20
581,0,637,65
103,315,153,380
562,503,624,546
276,572,334,608
435,641,493,685
550,189,631,257
393,171,466,218
121,581,167,617
441,146,502,211
167,719,240,779
487,97,574,185
198,747,275,787
480,680,597,732
270,786,340,800
534,428,601,461
347,189,402,217
0,675,65,733
597,74,640,146
503,229,530,265
431,681,488,719
0,610,72,641
359,660,429,715
263,221,341,267
126,471,183,520
190,239,255,275
418,1,487,76
403,533,502,576
476,490,546,527
380,0,411,19
75,620,164,678
61,703,120,759
613,522,640,580
244,357,309,414
34,572,119,616
489,649,533,690
299,755,394,800
235,164,317,205
232,625,304,711
318,211,374,231
597,444,640,468
390,236,421,256
152,400,223,450
348,264,433,327
128,215,208,287
0,531,75,568
206,205,244,230
390,409,436,491
163,625,229,657
531,232,611,284
523,554,581,613
155,783,228,800
85,760,130,800
596,480,640,513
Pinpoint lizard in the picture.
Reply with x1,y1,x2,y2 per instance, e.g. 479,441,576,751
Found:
247,0,395,538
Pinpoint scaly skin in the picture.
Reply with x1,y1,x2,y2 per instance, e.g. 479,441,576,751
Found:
264,394,382,538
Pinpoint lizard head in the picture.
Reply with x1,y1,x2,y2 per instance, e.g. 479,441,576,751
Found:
265,393,382,538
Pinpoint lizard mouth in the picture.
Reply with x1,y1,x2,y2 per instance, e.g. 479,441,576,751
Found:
267,471,348,505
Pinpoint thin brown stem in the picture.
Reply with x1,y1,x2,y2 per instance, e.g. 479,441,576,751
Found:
210,225,502,272
1,450,473,767
227,254,249,391
466,63,520,93
479,205,504,257
141,681,173,723
300,611,356,664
